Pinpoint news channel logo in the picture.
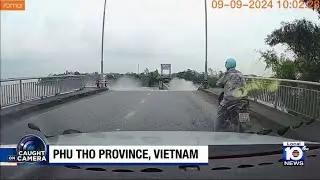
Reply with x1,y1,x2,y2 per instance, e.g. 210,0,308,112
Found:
9,134,47,164
283,142,309,166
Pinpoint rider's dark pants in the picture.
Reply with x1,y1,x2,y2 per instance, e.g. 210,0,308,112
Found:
215,104,227,131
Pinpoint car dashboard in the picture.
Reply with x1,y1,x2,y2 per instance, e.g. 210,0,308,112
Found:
1,144,320,179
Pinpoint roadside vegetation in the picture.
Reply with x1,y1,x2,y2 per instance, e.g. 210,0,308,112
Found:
258,1,320,82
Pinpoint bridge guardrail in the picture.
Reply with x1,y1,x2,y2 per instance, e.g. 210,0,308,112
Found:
244,76,320,121
0,75,86,108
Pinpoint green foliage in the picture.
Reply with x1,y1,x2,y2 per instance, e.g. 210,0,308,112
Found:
258,49,298,79
174,69,203,84
147,69,159,86
260,18,320,82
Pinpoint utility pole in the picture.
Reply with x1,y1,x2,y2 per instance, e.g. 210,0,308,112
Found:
138,64,140,74
100,0,107,87
203,0,208,89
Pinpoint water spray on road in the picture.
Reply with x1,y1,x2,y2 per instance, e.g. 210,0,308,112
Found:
167,78,199,91
109,77,198,91
109,76,154,91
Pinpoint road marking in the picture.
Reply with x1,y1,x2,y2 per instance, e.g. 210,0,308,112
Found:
125,111,135,119
140,99,146,103
147,93,151,96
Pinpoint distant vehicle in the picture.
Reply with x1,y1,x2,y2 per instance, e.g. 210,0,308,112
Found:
95,77,108,88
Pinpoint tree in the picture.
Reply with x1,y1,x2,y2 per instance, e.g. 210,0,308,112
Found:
175,69,203,84
144,68,149,75
208,68,214,77
263,18,320,81
148,69,160,86
258,49,298,79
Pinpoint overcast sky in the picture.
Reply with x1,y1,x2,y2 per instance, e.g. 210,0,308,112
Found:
1,0,319,79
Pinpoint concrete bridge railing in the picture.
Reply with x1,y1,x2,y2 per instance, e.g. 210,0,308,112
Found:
244,76,320,121
0,75,86,108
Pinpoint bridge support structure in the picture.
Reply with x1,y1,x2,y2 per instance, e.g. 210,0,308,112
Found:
159,64,172,90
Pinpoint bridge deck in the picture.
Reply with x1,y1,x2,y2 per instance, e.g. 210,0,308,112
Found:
1,90,268,145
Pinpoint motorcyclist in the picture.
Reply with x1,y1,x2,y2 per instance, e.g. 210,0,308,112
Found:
215,58,247,131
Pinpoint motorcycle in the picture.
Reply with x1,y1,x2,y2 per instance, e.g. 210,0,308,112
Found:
218,91,251,133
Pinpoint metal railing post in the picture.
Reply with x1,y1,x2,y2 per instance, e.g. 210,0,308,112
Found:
81,77,85,89
55,78,59,95
244,76,320,121
19,79,23,104
274,89,278,109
